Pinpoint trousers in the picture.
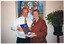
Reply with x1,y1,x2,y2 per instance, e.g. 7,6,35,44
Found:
16,37,30,43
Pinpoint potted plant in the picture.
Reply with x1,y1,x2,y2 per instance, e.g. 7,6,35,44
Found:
46,10,63,35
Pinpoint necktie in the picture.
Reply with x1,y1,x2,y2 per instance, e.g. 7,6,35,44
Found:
25,18,28,39
25,18,27,24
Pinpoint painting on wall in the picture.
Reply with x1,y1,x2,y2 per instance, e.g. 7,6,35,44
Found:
17,1,44,19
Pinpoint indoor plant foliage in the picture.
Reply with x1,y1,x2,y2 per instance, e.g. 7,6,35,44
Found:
46,10,63,27
46,10,63,35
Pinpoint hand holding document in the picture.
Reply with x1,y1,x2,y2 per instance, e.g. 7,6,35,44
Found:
17,27,23,31
25,32,32,37
30,33,37,38
20,24,31,33
20,24,37,37
25,32,37,38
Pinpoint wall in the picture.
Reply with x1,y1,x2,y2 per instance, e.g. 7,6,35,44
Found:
1,1,63,43
1,1,17,43
0,1,1,43
45,1,63,43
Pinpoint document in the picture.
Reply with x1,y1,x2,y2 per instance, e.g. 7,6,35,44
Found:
20,24,31,33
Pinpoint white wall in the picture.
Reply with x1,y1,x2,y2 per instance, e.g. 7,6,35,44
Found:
1,1,17,43
45,1,63,43
63,1,64,43
1,1,63,43
0,1,1,43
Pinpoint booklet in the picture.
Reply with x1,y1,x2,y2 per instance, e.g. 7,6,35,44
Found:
20,24,31,33
25,32,32,37
25,32,36,37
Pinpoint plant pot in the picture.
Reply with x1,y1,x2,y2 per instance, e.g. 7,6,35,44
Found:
53,26,63,35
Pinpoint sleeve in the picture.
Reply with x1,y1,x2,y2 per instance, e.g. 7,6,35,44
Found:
11,19,21,31
36,20,47,39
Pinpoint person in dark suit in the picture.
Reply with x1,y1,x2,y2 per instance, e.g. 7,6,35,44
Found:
30,9,47,43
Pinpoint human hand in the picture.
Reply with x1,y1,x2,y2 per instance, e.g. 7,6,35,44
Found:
17,27,23,31
30,33,37,38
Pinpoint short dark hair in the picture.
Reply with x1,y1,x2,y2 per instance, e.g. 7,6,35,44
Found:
33,9,39,14
22,7,29,12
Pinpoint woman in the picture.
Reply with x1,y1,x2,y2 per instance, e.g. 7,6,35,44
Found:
30,9,47,43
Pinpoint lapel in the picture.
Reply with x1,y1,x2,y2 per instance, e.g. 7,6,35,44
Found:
31,18,40,32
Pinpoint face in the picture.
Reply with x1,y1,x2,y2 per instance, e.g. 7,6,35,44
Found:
33,11,39,20
22,9,28,18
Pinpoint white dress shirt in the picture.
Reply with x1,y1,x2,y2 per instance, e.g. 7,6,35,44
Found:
11,16,32,39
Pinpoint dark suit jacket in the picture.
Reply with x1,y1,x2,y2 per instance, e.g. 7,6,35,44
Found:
30,18,47,43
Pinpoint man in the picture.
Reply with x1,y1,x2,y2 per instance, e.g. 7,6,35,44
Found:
11,7,32,43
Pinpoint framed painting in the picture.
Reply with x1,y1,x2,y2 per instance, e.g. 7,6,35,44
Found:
17,1,44,19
